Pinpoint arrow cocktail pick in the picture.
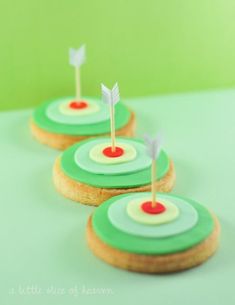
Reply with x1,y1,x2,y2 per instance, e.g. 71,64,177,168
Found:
144,133,163,208
69,45,86,101
101,83,120,152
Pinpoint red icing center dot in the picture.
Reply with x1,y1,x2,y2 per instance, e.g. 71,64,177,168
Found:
102,146,124,158
141,201,166,214
69,100,88,109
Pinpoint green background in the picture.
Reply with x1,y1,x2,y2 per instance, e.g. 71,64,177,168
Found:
1,89,235,305
1,0,235,111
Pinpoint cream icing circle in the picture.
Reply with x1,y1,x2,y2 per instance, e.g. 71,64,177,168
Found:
89,142,137,165
126,197,179,225
46,97,109,125
59,100,99,116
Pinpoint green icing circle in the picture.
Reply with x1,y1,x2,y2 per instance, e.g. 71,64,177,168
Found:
92,193,214,254
33,96,131,136
60,138,170,188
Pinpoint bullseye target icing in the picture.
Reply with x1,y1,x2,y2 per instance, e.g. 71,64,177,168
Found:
74,138,153,175
60,138,170,188
46,97,109,125
92,193,215,255
107,193,198,238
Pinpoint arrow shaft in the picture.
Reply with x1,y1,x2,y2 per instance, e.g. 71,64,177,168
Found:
151,160,157,208
75,67,81,101
109,104,116,152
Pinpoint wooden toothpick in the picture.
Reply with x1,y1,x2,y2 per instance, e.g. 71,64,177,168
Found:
109,102,116,151
151,159,157,207
75,67,81,101
69,45,86,101
144,134,163,208
101,83,120,152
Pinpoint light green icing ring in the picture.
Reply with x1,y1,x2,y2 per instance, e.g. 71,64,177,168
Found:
59,99,100,116
89,142,137,165
47,97,108,124
33,96,131,136
107,193,198,238
74,138,153,175
60,138,170,188
92,193,215,254
126,197,179,225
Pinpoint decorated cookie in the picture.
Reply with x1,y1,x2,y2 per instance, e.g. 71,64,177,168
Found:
30,96,134,150
86,136,220,272
30,46,135,150
53,85,175,205
86,192,220,273
53,137,176,205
